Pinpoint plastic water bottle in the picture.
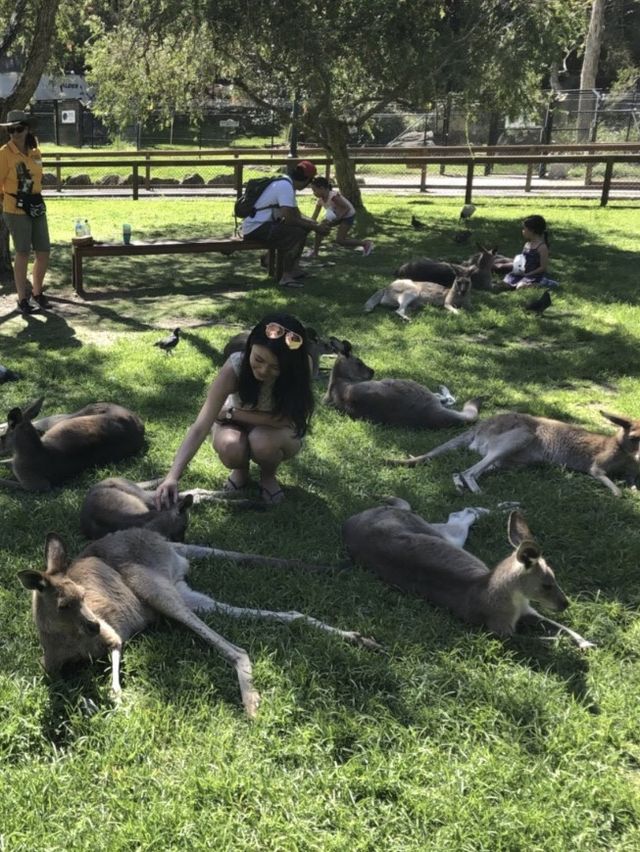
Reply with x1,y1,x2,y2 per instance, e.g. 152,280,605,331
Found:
75,218,84,237
83,219,91,237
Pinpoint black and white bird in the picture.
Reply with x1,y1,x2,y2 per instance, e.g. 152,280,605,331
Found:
459,203,476,222
525,290,552,316
154,327,181,354
0,364,20,383
411,215,426,231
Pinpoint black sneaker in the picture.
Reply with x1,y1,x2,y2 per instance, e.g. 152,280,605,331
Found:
33,293,50,309
17,298,39,315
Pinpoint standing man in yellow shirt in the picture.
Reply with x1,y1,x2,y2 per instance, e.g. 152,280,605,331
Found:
0,110,51,315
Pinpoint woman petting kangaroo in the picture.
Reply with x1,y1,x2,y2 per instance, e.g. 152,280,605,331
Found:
155,312,314,507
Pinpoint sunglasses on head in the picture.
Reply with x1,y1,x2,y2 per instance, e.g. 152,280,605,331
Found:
265,321,303,350
8,124,27,133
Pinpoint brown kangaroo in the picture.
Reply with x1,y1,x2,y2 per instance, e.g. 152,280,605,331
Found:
324,344,482,428
342,499,594,648
0,398,125,457
0,402,145,491
364,275,471,320
396,245,497,291
386,410,640,496
18,529,381,717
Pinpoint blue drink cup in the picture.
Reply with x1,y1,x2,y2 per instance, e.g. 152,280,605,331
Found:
123,224,132,245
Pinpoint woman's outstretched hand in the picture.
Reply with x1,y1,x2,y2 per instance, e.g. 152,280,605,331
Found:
155,476,179,509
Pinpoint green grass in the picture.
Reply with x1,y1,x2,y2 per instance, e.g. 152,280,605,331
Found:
1,196,640,850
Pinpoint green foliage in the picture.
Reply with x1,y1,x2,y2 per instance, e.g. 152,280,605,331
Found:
1,195,640,848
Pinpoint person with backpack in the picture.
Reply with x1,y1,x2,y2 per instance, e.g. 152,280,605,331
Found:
240,160,330,288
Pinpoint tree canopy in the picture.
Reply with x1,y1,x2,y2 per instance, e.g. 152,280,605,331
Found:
83,0,585,205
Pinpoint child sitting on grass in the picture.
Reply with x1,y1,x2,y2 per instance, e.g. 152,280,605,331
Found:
503,214,558,289
304,176,373,259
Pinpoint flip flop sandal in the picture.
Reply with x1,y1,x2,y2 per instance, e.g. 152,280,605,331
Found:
259,484,285,505
223,475,247,492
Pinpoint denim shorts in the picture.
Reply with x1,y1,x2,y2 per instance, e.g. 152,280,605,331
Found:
2,212,51,253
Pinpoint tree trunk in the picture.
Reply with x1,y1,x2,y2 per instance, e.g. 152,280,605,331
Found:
322,118,364,210
0,0,62,281
577,0,606,142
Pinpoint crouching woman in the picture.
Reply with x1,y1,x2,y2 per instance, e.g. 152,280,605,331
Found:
155,312,314,507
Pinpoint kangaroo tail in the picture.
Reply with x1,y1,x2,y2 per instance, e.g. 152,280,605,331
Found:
384,428,475,467
363,289,385,313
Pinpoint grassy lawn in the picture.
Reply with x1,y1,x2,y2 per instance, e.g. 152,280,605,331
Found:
1,195,640,850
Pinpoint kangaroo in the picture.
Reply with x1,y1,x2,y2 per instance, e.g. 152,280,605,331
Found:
80,478,195,541
396,244,497,291
342,499,594,649
0,402,145,491
386,410,640,496
364,275,471,320
80,477,265,540
18,529,381,717
324,344,482,428
224,325,337,378
0,398,127,458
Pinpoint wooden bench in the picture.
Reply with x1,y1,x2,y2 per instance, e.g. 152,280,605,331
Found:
71,237,284,296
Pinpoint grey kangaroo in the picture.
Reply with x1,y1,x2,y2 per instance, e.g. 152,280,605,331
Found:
0,401,145,491
324,344,482,428
18,529,381,718
396,245,497,291
364,275,471,320
387,410,640,496
342,499,594,649
80,477,263,540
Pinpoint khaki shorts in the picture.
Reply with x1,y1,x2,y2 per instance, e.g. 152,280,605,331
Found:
2,212,51,253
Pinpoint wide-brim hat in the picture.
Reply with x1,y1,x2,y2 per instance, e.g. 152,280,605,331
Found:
0,110,36,127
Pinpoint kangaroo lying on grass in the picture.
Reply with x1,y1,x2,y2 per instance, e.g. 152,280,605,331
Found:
80,477,264,540
0,398,127,458
18,528,381,718
364,275,471,320
324,344,481,428
386,411,640,496
342,499,594,649
0,401,145,492
396,245,497,291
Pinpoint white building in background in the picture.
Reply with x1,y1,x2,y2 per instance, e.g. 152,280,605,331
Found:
0,72,92,104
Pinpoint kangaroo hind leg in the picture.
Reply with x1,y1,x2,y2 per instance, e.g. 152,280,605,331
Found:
455,426,534,493
123,567,260,717
430,507,490,549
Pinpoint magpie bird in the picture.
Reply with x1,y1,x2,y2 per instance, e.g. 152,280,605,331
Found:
411,215,426,231
154,327,181,353
525,290,552,316
0,364,20,383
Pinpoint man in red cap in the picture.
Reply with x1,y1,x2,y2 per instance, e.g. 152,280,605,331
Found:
241,160,330,288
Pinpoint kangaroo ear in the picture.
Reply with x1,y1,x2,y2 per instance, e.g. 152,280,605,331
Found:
341,340,353,358
23,396,45,420
44,533,67,575
600,410,632,430
178,494,194,512
516,541,541,568
17,570,49,592
7,407,23,428
507,510,536,547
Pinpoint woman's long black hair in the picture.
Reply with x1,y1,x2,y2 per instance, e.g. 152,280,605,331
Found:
237,312,315,436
